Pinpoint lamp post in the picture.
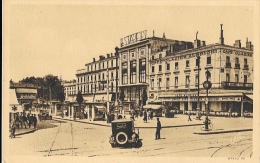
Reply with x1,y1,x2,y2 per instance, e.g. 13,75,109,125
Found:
203,69,212,131
115,47,119,118
196,56,201,118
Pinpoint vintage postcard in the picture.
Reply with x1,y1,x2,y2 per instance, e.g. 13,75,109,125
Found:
3,0,260,163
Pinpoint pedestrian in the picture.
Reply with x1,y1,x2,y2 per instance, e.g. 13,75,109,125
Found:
33,114,38,129
150,111,153,120
28,114,33,128
10,122,16,138
188,110,192,121
148,110,151,120
22,114,27,128
73,111,76,121
155,118,161,140
143,111,147,123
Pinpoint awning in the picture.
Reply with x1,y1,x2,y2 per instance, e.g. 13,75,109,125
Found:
143,105,162,110
16,88,37,94
10,105,23,113
94,105,106,112
10,89,19,106
244,94,253,104
245,94,253,100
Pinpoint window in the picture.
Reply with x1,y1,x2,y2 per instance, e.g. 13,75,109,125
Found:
95,64,96,70
103,62,105,69
140,50,145,56
102,73,105,80
111,60,114,67
140,69,146,83
185,76,190,88
151,79,154,89
94,75,96,81
235,74,239,83
123,73,128,84
206,71,211,81
123,55,126,60
159,65,162,72
166,63,170,71
195,74,198,87
130,71,136,84
244,58,247,65
226,73,230,82
226,56,230,63
140,59,146,67
111,82,114,92
158,78,162,89
111,72,114,78
244,75,247,83
130,61,136,68
130,87,136,101
186,60,190,68
175,62,179,70
159,54,162,58
152,66,155,73
122,62,127,69
166,78,170,89
235,57,239,64
175,77,178,88
151,55,155,60
207,56,211,65
196,58,199,67
131,52,135,58
98,74,101,80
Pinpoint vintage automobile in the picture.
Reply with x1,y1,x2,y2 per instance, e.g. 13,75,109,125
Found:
38,113,52,121
109,119,142,148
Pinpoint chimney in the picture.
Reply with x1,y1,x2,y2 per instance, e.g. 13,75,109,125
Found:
111,53,113,57
234,40,241,48
246,38,252,50
194,31,201,48
107,54,110,58
93,58,95,62
194,40,201,48
219,24,224,45
201,41,206,46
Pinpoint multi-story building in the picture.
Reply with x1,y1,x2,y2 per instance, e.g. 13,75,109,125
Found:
118,30,194,113
149,25,253,116
62,80,76,100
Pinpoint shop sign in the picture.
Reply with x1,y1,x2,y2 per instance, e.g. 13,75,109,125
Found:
120,30,147,47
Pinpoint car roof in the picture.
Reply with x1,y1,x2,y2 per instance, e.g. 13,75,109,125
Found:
111,119,133,123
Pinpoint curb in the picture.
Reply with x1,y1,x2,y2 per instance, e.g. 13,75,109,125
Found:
53,117,203,129
15,129,36,136
53,117,111,127
193,128,253,135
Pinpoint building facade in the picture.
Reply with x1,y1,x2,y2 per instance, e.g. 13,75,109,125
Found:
118,30,194,113
149,25,253,116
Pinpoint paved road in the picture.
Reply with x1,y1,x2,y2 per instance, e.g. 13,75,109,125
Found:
8,120,252,158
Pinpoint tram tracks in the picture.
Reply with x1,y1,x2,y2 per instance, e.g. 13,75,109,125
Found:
44,122,76,157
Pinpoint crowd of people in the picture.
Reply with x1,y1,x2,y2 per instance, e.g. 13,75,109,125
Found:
129,110,154,123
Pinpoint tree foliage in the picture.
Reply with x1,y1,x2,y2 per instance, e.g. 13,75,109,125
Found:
19,74,64,102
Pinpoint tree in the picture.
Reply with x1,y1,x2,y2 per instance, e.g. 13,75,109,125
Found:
44,74,59,102
76,91,84,112
142,89,148,106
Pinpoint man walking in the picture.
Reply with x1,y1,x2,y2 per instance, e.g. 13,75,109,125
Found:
33,114,37,129
155,118,161,140
188,110,192,121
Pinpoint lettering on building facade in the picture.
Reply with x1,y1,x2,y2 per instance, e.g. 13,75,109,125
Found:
120,30,147,47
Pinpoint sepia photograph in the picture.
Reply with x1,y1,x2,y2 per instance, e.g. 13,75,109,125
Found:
3,0,260,163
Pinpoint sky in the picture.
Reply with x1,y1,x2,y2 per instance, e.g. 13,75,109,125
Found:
5,3,254,82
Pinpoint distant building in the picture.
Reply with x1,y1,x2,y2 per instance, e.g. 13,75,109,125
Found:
9,81,38,106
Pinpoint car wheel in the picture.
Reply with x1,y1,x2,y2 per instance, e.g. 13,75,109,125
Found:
111,143,116,148
116,132,128,145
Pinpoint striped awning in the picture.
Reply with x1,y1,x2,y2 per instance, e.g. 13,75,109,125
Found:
143,105,163,110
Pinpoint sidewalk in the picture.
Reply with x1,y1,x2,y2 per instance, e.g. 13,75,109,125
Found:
13,128,36,136
53,114,253,134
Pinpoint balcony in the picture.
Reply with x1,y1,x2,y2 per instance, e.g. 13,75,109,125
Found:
221,82,253,90
234,64,240,69
166,86,170,89
158,87,161,90
174,85,178,89
243,65,249,70
225,62,231,68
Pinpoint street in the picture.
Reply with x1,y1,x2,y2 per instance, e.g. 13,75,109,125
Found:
8,119,252,158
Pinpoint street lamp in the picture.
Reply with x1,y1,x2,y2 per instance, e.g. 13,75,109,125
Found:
203,69,212,131
196,56,201,118
114,47,119,118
